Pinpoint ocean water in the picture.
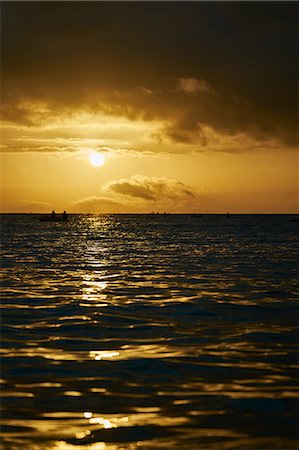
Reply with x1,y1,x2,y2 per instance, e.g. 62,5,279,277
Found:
1,213,298,450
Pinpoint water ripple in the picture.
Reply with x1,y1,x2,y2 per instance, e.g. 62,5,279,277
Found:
1,214,298,449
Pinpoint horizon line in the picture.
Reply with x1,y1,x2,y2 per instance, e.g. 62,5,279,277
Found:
1,212,298,215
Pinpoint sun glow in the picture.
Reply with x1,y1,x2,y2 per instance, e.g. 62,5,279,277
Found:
89,152,105,167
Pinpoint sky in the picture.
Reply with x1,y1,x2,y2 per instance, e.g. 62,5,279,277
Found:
1,1,298,213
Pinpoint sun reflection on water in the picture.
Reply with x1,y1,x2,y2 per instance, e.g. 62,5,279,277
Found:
81,276,108,302
83,412,129,429
50,442,119,450
89,344,184,361
9,410,187,449
1,214,298,450
89,351,120,360
79,272,109,307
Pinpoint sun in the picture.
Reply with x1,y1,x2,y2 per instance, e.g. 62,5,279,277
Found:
89,151,105,167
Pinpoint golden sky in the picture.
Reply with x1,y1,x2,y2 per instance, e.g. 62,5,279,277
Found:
1,1,298,213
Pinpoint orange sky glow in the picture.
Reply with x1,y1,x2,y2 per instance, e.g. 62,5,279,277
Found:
1,2,298,213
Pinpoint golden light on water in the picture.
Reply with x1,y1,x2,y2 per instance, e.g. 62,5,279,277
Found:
89,350,120,361
51,442,113,450
81,274,108,305
89,417,115,428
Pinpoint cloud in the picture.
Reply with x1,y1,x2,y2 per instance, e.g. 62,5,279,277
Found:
0,106,285,156
177,77,214,94
1,145,80,153
156,124,281,152
160,121,207,146
108,181,156,201
106,175,197,203
1,2,297,152
70,176,202,213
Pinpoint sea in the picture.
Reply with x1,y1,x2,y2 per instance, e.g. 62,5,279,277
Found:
1,213,298,450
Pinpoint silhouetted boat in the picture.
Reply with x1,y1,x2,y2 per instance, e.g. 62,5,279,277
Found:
39,210,68,222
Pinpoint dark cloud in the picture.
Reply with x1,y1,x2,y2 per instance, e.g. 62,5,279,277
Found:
71,177,199,213
106,175,197,202
109,182,156,201
1,1,297,149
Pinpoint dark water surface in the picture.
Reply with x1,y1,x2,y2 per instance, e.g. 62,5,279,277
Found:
1,214,298,450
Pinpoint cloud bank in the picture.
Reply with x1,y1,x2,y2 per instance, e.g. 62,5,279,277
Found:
106,175,196,202
1,2,297,154
71,176,201,213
